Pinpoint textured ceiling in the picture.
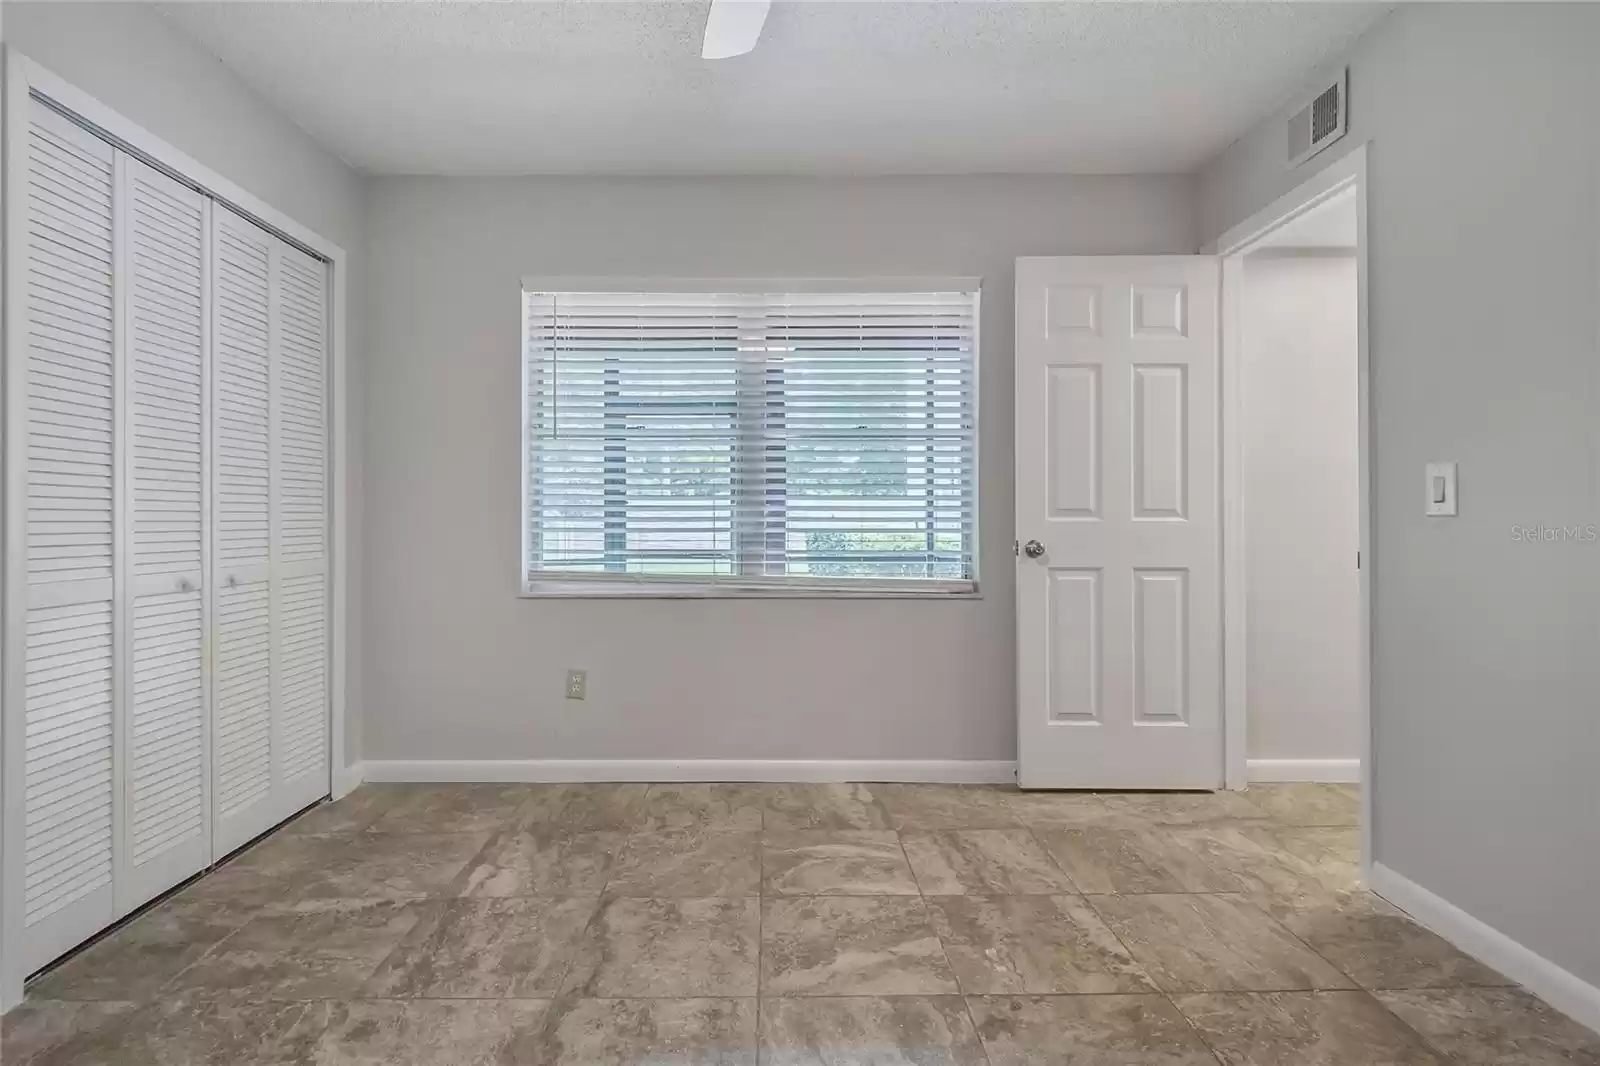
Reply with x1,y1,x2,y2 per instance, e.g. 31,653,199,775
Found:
158,0,1390,176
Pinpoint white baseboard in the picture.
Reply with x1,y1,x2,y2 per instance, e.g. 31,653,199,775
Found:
332,761,366,799
1247,758,1360,783
360,759,1018,785
1370,862,1600,1036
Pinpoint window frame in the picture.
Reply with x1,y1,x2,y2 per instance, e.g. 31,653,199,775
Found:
519,277,983,600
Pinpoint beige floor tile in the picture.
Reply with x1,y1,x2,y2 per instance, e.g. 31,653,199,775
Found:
1090,893,1355,992
762,784,892,831
880,784,1022,829
520,783,651,830
639,784,766,831
26,900,252,1002
606,829,761,897
928,895,1154,995
1271,892,1511,991
177,831,346,907
761,831,919,896
1034,827,1241,894
1376,988,1600,1065
536,997,756,1065
967,994,1220,1066
451,828,626,896
1244,784,1360,826
760,996,985,1066
293,830,492,900
1006,791,1131,828
280,785,407,836
762,896,957,996
363,897,597,998
26,993,311,1066
902,829,1075,895
1175,990,1449,1065
1,1000,136,1065
281,998,552,1066
1013,790,1270,829
165,898,426,1000
369,783,545,834
562,897,760,997
1169,826,1332,900
1245,825,1363,895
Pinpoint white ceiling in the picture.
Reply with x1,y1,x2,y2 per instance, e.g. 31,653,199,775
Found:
158,0,1390,177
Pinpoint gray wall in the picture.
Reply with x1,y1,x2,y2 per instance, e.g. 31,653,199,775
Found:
5,2,370,771
1200,3,1600,985
363,175,1194,763
1242,252,1361,766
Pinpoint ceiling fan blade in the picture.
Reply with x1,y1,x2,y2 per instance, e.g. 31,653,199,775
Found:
702,0,771,59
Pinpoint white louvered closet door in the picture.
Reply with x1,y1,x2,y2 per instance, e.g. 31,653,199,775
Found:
118,159,211,910
271,242,331,819
209,208,278,858
15,102,120,973
209,212,331,858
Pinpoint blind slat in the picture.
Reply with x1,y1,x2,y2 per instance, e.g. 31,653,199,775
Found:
523,288,979,590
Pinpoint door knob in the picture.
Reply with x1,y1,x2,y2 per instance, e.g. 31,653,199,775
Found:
1023,540,1046,559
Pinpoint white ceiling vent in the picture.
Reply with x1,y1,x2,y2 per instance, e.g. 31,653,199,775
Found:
1287,68,1348,168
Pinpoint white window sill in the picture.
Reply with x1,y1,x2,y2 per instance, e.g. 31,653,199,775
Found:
521,580,981,601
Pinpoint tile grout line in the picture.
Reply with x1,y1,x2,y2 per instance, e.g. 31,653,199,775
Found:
756,789,767,1066
897,824,997,1066
1073,880,1232,1062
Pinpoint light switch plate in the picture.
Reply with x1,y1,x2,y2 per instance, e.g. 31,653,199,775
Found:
1425,461,1457,516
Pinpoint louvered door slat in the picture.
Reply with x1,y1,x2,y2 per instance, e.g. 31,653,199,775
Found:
120,157,210,911
271,243,329,815
209,208,278,859
17,103,119,972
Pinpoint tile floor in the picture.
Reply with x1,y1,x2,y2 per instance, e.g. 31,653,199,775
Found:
6,782,1600,1065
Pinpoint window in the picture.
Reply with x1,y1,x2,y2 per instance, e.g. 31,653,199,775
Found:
521,281,979,595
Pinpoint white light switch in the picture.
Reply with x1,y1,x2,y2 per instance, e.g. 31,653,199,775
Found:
1425,462,1457,516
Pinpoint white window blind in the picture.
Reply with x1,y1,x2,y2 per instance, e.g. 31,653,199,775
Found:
522,285,979,594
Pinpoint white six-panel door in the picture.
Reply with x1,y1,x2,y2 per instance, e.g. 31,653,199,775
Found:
9,95,333,971
1015,257,1222,789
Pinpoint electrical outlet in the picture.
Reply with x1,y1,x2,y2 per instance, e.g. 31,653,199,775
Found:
565,669,587,700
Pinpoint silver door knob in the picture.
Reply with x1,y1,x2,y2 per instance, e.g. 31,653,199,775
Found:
1023,540,1046,559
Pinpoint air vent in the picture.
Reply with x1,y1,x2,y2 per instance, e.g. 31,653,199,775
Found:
1287,69,1348,168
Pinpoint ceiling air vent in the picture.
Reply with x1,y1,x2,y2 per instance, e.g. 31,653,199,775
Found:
1287,69,1348,168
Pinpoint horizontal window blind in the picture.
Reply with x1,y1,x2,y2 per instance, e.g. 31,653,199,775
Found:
523,288,978,593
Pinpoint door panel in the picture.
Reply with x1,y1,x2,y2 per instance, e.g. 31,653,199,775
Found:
209,210,276,857
18,103,119,972
270,244,329,817
1015,257,1220,789
120,157,210,909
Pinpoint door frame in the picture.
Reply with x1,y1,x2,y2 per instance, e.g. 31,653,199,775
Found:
1207,143,1372,878
1,52,354,1010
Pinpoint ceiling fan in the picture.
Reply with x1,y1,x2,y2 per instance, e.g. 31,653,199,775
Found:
702,0,771,59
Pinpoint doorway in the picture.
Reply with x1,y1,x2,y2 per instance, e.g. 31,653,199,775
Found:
1215,146,1371,875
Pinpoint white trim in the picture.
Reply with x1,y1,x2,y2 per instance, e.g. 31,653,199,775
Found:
1246,758,1360,784
1213,144,1373,887
362,759,1019,785
520,275,983,295
1371,862,1600,1037
1,51,353,1009
332,761,366,800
